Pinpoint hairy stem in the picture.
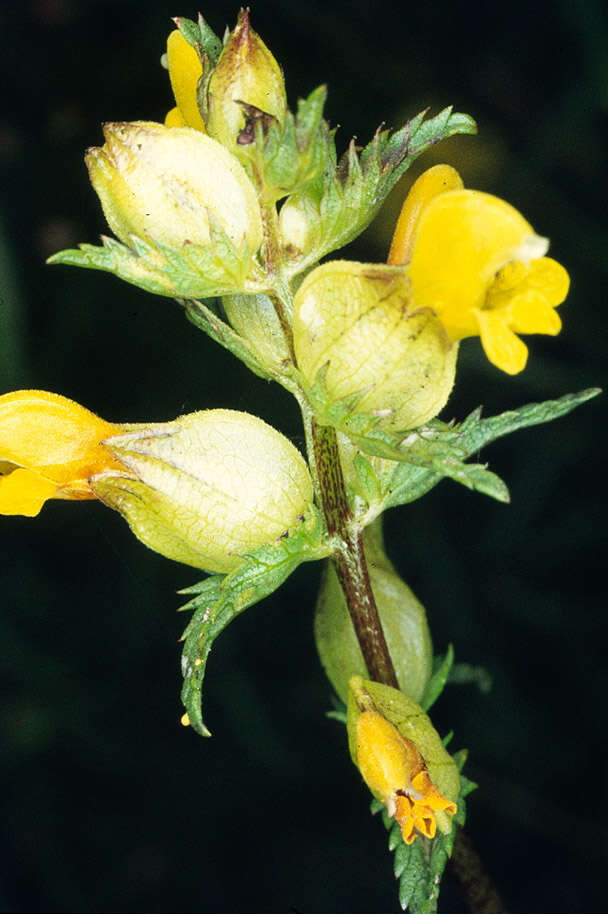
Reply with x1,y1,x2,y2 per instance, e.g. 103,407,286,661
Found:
450,830,511,914
256,191,297,363
311,420,398,687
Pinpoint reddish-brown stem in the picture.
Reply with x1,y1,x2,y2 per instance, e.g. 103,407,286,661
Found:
311,419,398,687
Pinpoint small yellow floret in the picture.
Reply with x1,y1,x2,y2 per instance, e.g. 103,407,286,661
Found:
180,712,191,727
166,29,206,132
356,710,457,845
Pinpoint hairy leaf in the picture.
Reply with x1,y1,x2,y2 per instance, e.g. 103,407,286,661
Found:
381,388,601,511
286,106,476,272
179,508,331,736
240,86,331,200
48,220,264,300
175,13,223,64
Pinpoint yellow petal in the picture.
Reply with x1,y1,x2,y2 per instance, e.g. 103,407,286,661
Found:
166,29,206,132
0,390,124,485
164,106,185,127
388,165,463,266
475,309,529,374
408,190,536,339
508,297,562,335
505,258,568,335
0,468,59,516
527,257,570,305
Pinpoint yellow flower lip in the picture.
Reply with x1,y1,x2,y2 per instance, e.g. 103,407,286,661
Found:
391,167,570,375
0,390,126,516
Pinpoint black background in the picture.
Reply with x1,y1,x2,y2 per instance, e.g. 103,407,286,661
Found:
1,1,606,912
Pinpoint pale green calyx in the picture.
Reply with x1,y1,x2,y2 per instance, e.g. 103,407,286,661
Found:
91,409,314,573
293,260,458,431
86,120,263,253
206,9,287,153
222,292,292,374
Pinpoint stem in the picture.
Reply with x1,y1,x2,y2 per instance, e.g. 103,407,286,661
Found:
256,190,297,363
450,830,511,914
311,420,398,687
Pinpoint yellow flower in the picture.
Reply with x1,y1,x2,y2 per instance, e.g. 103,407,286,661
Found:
390,166,569,374
0,391,315,573
356,710,457,844
0,390,125,516
164,29,206,132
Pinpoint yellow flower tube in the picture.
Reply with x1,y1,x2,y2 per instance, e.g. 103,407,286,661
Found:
392,167,570,374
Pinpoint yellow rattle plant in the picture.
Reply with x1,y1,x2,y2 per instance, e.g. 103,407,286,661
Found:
1,9,598,912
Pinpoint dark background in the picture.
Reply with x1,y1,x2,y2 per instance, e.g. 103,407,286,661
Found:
1,0,606,912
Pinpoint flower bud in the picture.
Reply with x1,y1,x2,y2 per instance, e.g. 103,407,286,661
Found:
92,409,314,573
347,676,459,844
314,524,433,704
86,121,263,253
222,292,292,373
206,9,286,151
279,193,322,264
293,260,457,430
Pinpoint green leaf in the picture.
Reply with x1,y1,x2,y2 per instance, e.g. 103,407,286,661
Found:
175,14,223,64
240,85,331,199
381,388,601,511
302,368,510,505
286,106,476,272
420,646,454,711
373,748,475,912
180,508,331,737
455,387,602,454
353,454,382,504
48,220,264,300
